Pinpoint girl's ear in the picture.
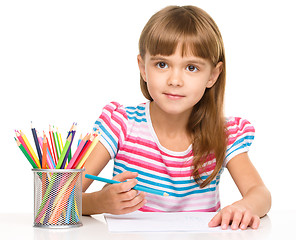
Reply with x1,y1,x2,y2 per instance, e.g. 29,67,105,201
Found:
137,54,147,82
206,61,223,88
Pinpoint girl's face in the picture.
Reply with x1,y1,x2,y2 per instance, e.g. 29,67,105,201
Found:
138,44,223,117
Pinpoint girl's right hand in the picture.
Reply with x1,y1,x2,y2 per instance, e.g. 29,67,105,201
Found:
95,171,147,215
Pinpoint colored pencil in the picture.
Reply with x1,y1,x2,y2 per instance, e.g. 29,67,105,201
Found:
49,125,58,165
53,126,60,159
68,123,77,162
57,127,63,149
15,137,38,169
31,122,42,167
62,123,76,168
15,131,35,164
66,133,88,169
77,133,82,147
42,132,56,169
85,174,170,197
56,133,72,169
42,133,48,169
72,134,93,169
75,135,99,169
45,134,55,169
17,123,99,171
20,130,41,169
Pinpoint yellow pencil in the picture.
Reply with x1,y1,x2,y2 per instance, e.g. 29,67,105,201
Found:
20,130,41,169
75,135,99,169
57,127,64,149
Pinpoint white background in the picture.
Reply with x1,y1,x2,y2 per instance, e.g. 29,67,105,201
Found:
0,0,295,214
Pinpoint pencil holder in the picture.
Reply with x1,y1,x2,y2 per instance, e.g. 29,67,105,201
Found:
32,169,84,228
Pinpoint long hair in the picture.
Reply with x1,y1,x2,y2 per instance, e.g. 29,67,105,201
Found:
139,5,227,188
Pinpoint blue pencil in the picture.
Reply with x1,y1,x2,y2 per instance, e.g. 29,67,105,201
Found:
85,174,169,197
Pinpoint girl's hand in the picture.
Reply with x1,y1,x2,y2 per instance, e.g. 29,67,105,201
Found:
208,201,260,230
95,171,147,215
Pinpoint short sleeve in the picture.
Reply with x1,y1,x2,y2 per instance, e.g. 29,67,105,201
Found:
93,102,128,159
223,117,255,167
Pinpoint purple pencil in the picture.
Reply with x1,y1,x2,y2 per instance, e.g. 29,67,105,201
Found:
61,123,76,169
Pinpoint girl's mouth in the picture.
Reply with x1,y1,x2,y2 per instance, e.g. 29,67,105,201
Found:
163,93,185,100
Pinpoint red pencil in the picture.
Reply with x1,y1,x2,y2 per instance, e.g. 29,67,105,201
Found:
49,125,58,165
42,132,48,169
15,130,36,165
66,133,88,169
72,134,93,169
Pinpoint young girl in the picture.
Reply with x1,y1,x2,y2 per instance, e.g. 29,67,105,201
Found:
82,5,271,230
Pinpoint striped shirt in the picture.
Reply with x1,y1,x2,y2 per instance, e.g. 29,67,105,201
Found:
93,101,255,212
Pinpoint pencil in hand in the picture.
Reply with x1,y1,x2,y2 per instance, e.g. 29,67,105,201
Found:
85,174,169,197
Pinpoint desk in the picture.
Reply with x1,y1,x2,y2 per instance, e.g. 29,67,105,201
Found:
0,210,293,240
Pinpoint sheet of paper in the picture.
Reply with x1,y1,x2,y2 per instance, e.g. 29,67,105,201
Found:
104,211,235,232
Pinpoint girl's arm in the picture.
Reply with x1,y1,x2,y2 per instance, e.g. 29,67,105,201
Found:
82,141,147,215
208,152,271,230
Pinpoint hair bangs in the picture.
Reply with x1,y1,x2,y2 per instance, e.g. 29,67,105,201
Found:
140,6,222,65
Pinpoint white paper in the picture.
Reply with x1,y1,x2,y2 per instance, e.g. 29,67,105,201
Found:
104,211,235,232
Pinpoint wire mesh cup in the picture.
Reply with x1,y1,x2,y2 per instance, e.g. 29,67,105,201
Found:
32,169,84,228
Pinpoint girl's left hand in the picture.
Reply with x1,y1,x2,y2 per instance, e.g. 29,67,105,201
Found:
208,201,260,230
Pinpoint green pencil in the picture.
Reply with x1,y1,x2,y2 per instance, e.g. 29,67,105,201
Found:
53,126,60,159
56,133,72,169
15,137,38,169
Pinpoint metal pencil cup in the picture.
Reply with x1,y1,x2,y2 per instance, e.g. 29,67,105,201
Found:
32,169,84,228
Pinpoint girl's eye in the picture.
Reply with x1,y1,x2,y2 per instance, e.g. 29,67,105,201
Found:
186,65,198,72
156,62,168,69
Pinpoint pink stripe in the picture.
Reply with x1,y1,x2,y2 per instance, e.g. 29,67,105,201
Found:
139,206,164,212
100,112,120,137
227,118,254,134
116,154,194,177
126,135,193,159
227,117,247,127
146,198,217,211
148,192,216,203
126,135,161,151
139,201,220,212
117,151,216,177
121,144,193,168
103,104,128,137
227,127,254,145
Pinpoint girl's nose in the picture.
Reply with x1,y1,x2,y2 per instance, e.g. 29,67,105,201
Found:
167,69,183,87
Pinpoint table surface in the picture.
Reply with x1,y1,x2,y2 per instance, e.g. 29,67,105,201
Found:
0,210,293,240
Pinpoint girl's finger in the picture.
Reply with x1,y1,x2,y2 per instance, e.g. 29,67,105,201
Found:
120,189,139,201
113,179,138,193
208,212,222,227
122,192,147,209
251,215,260,229
240,210,252,230
231,211,243,230
121,198,148,215
221,210,232,230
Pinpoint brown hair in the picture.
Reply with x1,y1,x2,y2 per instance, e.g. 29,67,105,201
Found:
139,5,228,188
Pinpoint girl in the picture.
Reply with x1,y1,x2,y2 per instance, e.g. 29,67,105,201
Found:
82,5,271,230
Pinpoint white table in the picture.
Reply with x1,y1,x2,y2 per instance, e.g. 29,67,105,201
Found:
0,210,293,240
